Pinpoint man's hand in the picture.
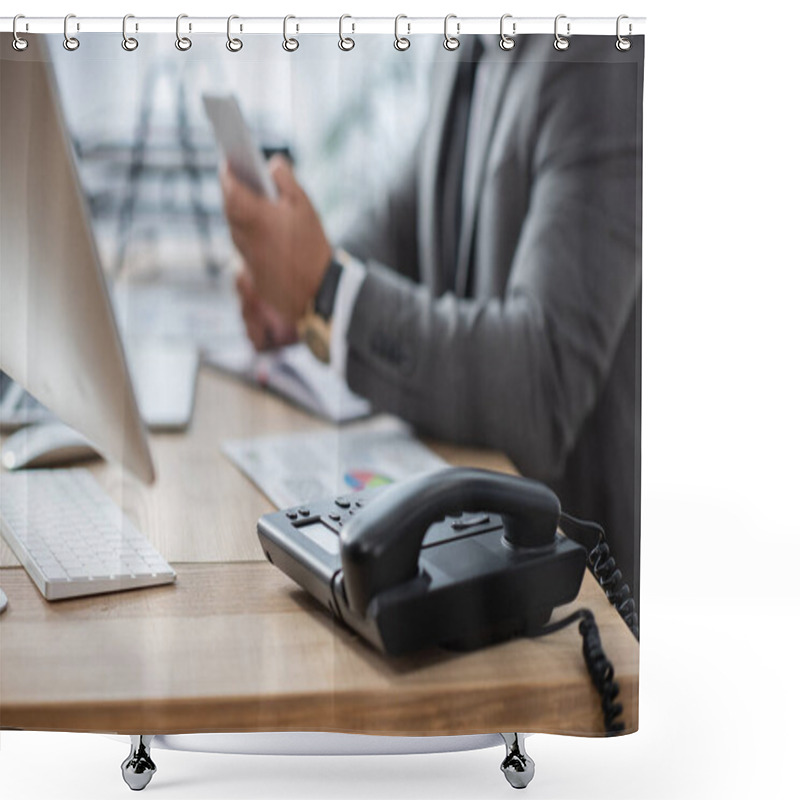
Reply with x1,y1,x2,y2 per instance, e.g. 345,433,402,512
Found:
221,156,331,323
235,269,298,351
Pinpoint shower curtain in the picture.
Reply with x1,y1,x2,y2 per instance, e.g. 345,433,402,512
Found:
0,16,643,787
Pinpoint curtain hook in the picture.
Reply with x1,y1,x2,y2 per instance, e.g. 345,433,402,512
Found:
63,14,80,51
227,15,243,52
339,14,355,51
616,15,632,51
554,14,571,51
175,13,192,51
122,14,139,51
12,14,29,52
283,15,299,52
394,14,410,51
443,14,460,51
499,14,516,51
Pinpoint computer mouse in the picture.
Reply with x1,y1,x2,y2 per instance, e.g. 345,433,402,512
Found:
1,420,99,470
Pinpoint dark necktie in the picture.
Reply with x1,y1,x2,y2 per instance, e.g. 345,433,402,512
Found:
440,37,484,292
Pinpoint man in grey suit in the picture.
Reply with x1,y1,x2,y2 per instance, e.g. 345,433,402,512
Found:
222,35,643,611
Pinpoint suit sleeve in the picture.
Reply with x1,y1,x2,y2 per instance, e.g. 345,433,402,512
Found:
345,59,641,483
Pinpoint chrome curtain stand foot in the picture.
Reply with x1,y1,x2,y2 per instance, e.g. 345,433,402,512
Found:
121,735,156,791
500,733,535,789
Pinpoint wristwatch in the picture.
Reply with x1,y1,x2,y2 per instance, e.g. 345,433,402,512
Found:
299,255,343,364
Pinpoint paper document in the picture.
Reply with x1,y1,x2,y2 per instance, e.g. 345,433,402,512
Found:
205,340,371,423
223,417,448,509
113,276,245,351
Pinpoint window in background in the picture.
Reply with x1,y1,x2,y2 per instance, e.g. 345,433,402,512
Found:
50,34,434,282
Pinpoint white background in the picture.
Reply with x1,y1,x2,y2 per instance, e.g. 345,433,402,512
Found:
2,1,799,798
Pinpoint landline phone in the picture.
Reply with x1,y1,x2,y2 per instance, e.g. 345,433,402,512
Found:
257,467,637,732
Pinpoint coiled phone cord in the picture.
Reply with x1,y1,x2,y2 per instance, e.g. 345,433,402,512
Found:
588,540,639,639
559,512,639,640
529,608,624,734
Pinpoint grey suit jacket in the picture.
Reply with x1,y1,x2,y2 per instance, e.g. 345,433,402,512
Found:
341,36,643,607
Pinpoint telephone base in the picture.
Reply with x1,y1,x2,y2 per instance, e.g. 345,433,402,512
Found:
442,608,553,651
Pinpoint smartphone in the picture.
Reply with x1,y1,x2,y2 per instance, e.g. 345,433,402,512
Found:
202,93,279,201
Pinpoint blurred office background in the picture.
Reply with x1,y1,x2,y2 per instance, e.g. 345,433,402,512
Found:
0,33,437,438
49,33,434,290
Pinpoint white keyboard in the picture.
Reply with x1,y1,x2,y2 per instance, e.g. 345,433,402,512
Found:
0,469,176,600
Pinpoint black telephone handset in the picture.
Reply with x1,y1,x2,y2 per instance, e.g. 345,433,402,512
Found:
339,468,562,616
257,467,587,656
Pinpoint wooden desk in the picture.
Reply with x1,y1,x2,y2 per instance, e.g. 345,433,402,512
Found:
0,369,638,736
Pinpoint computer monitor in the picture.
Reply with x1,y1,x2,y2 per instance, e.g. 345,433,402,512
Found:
0,34,155,484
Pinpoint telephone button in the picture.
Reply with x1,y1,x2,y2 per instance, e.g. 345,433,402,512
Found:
298,507,311,517
335,498,351,509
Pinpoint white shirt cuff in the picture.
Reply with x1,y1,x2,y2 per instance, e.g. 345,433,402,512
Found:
330,252,366,378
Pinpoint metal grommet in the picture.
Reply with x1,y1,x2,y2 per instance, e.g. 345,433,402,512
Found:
338,14,355,51
175,13,192,51
443,14,460,51
499,13,515,51
616,15,632,51
283,15,299,52
63,14,80,51
226,15,243,52
394,14,410,51
554,14,570,51
122,14,139,51
12,14,29,52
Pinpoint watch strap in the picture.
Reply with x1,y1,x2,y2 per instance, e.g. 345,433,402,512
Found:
313,257,344,322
